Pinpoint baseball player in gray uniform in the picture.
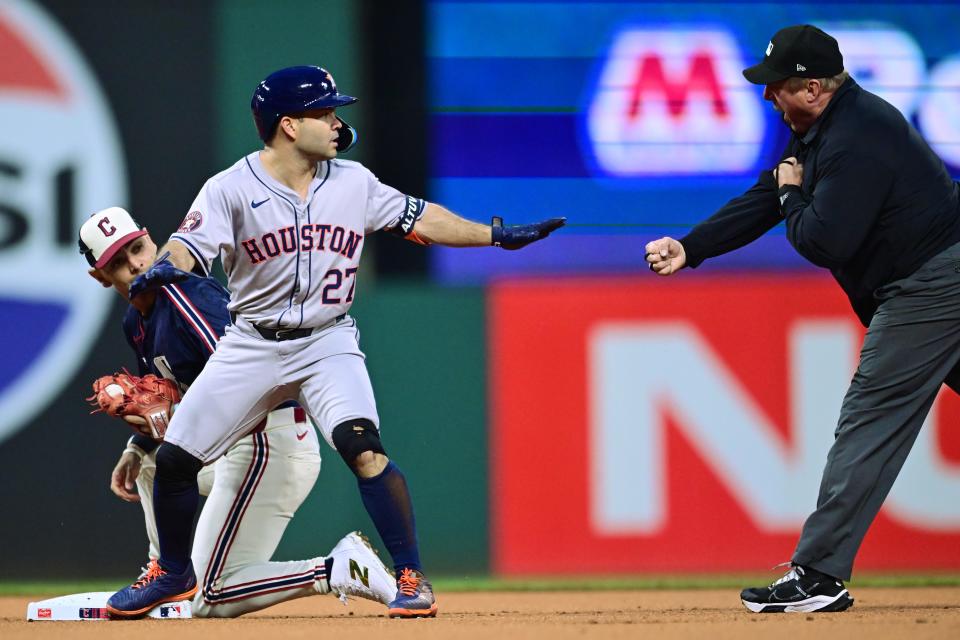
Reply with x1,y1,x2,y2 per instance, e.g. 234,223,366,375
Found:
80,208,396,618
106,65,564,619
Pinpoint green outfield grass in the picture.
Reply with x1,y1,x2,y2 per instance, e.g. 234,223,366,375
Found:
438,573,960,591
3,574,960,597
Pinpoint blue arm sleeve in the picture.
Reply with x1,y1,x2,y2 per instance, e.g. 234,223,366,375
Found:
121,313,150,377
121,313,156,452
160,276,231,368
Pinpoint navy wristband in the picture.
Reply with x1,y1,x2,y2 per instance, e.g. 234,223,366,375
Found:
131,433,159,454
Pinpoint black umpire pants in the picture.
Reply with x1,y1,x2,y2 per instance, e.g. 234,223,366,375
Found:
792,241,960,581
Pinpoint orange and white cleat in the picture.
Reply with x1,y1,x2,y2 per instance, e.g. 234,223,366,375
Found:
106,560,197,619
387,568,438,618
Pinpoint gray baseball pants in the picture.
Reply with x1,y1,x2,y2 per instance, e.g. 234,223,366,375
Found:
792,241,960,581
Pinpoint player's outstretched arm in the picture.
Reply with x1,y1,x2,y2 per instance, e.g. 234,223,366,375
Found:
414,203,565,249
645,237,687,276
413,203,493,247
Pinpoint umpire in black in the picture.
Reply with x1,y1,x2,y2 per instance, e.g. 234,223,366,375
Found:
645,25,960,613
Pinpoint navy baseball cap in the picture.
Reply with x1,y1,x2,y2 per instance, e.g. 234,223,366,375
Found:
742,25,844,85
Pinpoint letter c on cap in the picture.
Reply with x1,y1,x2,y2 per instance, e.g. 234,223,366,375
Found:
98,217,116,237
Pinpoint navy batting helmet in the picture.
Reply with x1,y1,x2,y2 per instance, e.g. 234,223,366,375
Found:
251,65,358,149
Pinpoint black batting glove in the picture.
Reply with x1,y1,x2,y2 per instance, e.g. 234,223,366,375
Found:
129,256,190,300
491,216,566,250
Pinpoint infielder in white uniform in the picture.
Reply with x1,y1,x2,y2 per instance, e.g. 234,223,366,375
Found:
79,208,396,618
105,65,564,619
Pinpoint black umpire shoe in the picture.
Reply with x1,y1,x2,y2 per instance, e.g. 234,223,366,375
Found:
741,564,854,613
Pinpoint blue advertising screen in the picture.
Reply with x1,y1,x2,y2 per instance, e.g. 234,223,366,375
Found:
427,1,960,282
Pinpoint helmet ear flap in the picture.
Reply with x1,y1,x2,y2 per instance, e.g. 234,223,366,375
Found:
336,118,358,153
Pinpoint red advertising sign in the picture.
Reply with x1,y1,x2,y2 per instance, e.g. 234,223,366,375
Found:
490,275,960,574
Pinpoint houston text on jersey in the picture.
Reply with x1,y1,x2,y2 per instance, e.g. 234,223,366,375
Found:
240,224,362,265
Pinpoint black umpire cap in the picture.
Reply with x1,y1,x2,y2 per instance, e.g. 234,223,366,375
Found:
742,25,844,85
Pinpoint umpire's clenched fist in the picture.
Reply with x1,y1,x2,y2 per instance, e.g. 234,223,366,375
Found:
645,237,686,276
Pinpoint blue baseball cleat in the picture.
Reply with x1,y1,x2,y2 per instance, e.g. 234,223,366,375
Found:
106,560,197,618
388,568,438,618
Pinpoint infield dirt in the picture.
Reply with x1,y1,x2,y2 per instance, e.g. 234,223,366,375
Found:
3,588,959,639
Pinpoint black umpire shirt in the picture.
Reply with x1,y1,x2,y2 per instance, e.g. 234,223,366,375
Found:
679,77,960,326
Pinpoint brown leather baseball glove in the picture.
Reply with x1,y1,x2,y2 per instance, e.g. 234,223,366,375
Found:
88,370,181,440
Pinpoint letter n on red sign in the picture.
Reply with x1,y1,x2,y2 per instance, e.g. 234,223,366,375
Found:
489,275,960,575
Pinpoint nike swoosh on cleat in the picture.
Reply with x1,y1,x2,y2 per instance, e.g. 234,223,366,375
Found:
251,198,270,208
770,588,802,602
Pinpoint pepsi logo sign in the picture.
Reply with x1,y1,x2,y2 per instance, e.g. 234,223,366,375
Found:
0,0,127,444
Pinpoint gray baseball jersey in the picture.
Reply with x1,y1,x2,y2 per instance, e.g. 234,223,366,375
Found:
171,152,423,329
163,152,422,462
